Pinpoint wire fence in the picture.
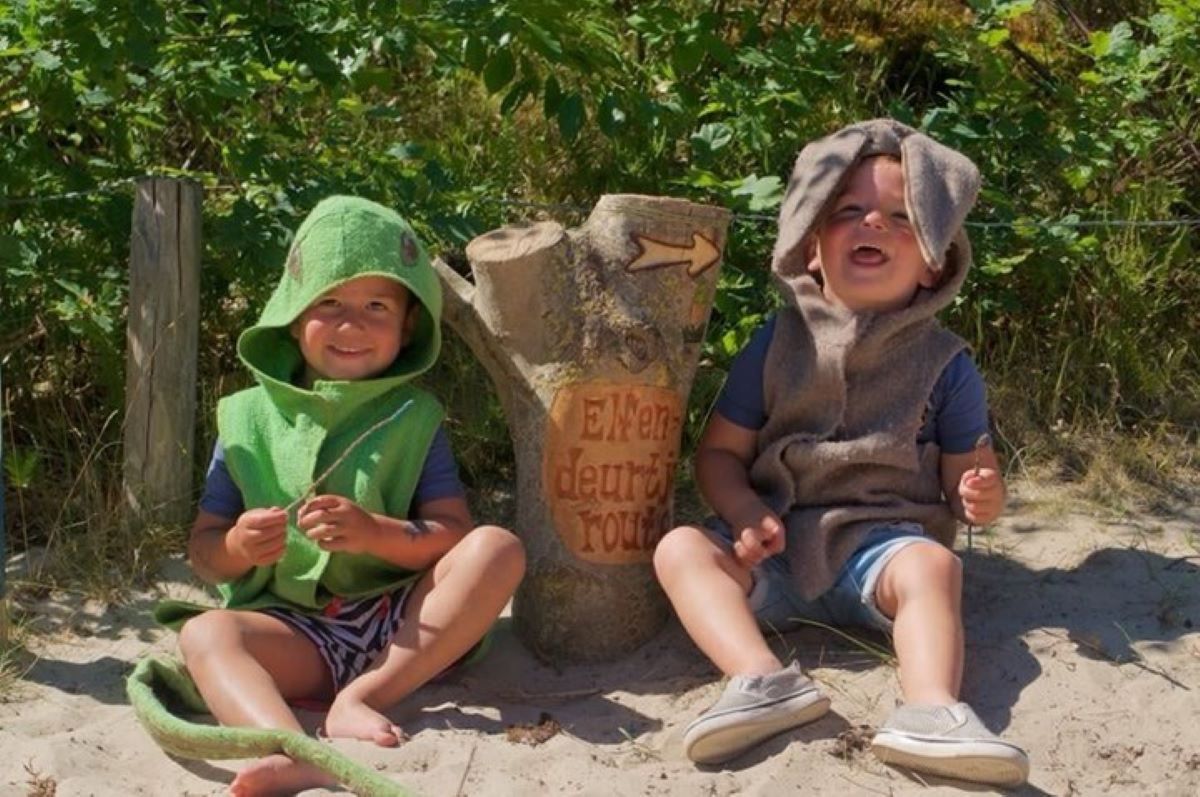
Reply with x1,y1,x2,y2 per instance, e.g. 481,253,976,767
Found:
3,177,1199,231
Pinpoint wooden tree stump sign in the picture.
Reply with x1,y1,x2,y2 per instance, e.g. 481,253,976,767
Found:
434,194,731,662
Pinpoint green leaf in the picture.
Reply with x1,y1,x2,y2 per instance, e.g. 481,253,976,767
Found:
731,175,783,212
482,48,515,93
79,87,113,107
980,251,1028,276
336,95,366,115
690,122,732,156
31,49,61,70
462,35,487,72
1063,164,1094,190
977,28,1010,48
625,14,651,33
597,93,625,137
997,0,1036,22
500,77,538,116
523,20,563,60
557,92,585,142
4,447,41,490
387,141,424,160
681,167,725,189
543,74,563,116
671,35,705,75
1088,23,1133,59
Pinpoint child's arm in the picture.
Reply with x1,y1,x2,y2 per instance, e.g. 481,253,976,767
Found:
296,494,472,571
696,413,785,567
187,506,289,584
940,445,1006,526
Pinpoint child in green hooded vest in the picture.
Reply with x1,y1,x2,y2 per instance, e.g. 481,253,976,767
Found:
172,196,525,796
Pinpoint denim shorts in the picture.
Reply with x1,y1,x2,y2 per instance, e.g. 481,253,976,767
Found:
704,518,937,633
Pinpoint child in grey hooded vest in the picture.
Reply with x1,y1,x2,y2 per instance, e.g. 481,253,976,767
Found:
654,119,1028,787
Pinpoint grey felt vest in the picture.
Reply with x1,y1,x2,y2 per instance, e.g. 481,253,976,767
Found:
750,279,966,600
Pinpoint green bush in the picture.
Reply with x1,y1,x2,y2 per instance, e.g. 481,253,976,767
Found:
1,1,1196,562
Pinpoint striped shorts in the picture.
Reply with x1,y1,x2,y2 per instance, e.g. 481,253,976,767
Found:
263,583,414,692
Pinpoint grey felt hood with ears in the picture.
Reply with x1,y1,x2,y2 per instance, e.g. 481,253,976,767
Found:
772,119,980,279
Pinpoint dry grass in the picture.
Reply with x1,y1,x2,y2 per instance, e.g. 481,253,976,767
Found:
1003,424,1199,520
0,607,35,703
22,762,57,797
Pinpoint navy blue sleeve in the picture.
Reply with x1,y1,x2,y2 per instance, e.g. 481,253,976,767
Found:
713,315,777,431
411,425,466,508
198,440,245,519
927,351,990,454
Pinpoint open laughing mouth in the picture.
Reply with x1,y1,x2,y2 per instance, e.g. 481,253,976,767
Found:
851,243,888,265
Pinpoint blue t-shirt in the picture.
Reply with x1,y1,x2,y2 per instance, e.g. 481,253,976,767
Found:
715,315,989,454
198,424,465,519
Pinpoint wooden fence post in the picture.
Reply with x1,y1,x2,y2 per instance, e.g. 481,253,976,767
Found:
122,178,202,526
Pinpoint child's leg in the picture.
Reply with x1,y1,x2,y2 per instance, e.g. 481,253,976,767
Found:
178,610,337,796
653,524,780,676
324,525,524,741
870,540,1028,786
655,524,829,764
872,541,963,704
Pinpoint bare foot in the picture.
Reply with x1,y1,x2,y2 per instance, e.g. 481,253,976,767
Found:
324,696,407,747
228,753,336,797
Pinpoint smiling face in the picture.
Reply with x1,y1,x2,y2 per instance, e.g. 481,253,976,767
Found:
807,155,937,313
290,275,417,385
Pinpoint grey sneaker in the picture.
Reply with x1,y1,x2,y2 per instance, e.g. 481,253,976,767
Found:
683,661,830,765
872,702,1029,787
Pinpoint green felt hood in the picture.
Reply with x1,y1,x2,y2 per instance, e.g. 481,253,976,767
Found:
238,195,442,388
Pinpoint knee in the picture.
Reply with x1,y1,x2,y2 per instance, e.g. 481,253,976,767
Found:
177,610,239,664
465,525,526,580
892,543,962,597
652,526,711,581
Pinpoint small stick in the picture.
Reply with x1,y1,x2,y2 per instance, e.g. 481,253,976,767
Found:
284,399,414,517
454,741,477,797
966,432,991,552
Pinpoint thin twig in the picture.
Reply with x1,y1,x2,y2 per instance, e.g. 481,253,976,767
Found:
966,432,992,552
789,617,896,666
283,399,414,515
454,741,477,797
1038,628,1190,690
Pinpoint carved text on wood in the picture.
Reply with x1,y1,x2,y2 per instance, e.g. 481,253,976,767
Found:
544,382,683,564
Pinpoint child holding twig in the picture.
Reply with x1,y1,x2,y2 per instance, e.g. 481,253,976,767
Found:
654,120,1025,786
160,196,524,796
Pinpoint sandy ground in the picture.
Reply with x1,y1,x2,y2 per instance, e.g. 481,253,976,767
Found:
3,484,1200,797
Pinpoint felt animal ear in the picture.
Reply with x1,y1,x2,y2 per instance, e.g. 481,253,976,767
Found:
900,132,980,271
772,125,873,278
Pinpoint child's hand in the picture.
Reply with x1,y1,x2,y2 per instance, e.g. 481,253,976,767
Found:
297,495,381,554
729,503,786,568
227,507,289,566
957,467,1004,525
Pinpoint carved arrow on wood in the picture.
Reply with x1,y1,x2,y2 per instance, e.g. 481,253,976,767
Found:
626,231,720,278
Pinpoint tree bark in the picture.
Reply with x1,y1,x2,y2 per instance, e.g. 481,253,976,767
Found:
435,194,731,662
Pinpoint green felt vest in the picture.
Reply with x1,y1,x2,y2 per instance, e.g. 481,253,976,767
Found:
216,379,443,611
